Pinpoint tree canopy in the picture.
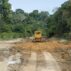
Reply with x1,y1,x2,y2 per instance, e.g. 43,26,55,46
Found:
0,0,71,39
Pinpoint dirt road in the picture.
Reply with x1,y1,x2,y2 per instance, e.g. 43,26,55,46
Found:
0,49,61,71
0,62,7,71
0,39,71,71
20,51,61,71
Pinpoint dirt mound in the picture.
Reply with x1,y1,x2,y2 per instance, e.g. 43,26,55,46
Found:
14,39,71,52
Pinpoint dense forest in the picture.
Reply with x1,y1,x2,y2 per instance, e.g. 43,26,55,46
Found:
0,0,71,39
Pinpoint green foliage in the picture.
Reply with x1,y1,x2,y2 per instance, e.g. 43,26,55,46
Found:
0,0,12,22
0,32,24,40
0,0,71,39
47,1,71,38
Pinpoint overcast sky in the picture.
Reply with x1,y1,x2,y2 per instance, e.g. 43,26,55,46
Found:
9,0,68,14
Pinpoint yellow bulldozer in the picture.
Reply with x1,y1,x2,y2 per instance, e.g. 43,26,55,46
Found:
33,31,47,42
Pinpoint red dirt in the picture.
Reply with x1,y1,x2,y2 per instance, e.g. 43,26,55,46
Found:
14,39,71,52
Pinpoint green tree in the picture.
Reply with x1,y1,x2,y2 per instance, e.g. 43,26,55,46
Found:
47,0,71,38
1,0,11,22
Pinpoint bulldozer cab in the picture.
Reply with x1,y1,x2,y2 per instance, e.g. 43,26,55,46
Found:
34,31,42,39
32,31,47,42
32,31,42,42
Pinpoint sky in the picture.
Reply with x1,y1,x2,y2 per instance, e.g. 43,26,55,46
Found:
9,0,68,14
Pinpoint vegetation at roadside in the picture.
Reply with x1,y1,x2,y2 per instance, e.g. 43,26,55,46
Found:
0,0,71,39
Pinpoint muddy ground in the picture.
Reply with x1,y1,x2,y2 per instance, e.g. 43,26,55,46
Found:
0,38,71,71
